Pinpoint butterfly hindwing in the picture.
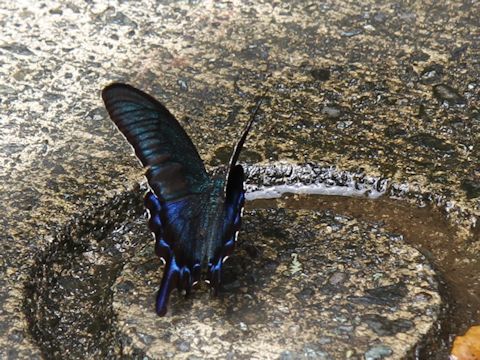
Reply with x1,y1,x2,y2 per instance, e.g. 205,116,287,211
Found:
206,165,244,291
144,190,206,315
207,98,264,291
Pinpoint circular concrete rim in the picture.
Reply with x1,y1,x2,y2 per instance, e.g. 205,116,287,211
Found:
23,164,462,358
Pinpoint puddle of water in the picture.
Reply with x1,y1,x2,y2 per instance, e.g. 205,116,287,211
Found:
250,194,480,345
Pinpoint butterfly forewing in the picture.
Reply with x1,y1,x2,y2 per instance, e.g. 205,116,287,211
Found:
102,83,210,201
103,83,214,315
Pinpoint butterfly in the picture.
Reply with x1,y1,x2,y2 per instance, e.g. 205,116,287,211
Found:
102,83,262,316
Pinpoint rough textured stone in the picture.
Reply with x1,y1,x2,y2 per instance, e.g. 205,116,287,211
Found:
112,209,442,359
1,0,479,359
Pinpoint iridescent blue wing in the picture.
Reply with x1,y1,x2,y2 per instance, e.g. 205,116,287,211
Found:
207,98,264,291
102,83,210,315
102,83,209,201
144,190,206,315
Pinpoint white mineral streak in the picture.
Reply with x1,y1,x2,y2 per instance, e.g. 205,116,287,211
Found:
244,163,388,200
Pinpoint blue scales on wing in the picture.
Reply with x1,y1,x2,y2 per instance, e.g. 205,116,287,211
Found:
102,83,209,200
102,83,261,316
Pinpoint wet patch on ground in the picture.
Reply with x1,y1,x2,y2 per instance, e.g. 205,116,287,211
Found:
114,208,443,359
24,190,145,359
24,180,456,359
264,194,480,332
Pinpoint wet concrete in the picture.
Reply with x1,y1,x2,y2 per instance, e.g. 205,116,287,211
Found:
1,0,479,359
113,207,442,359
24,183,444,359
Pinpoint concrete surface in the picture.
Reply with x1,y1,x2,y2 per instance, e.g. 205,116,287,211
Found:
1,0,478,359
113,207,441,359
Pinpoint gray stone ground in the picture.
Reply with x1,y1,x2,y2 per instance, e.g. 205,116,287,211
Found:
1,0,479,359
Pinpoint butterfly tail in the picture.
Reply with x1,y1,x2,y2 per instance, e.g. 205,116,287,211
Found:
180,267,192,295
156,258,180,316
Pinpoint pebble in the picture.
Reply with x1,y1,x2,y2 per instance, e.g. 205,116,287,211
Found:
364,345,393,359
321,105,342,119
311,68,330,81
176,340,191,352
433,84,465,105
329,272,346,285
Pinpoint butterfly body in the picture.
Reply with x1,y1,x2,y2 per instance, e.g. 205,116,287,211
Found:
102,84,257,316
